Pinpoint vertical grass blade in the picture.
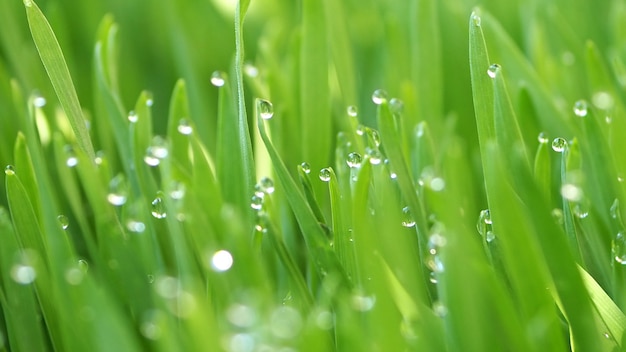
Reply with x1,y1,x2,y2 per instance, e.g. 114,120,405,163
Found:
23,0,95,160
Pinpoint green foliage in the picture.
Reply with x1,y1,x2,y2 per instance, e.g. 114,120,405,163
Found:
0,0,625,351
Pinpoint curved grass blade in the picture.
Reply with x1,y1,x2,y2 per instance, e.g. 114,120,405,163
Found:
23,0,95,160
167,79,193,178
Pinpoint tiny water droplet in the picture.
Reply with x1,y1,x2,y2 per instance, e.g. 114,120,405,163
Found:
11,264,36,284
433,301,448,317
33,92,46,107
487,64,500,78
611,199,620,219
65,146,78,167
592,91,614,110
367,128,381,147
614,232,626,264
356,124,366,136
78,259,88,272
416,121,426,138
537,132,549,144
429,271,438,284
107,174,128,206
244,63,259,77
258,177,275,194
210,71,226,87
128,110,138,123
551,138,567,152
347,105,358,117
561,183,583,202
300,162,311,174
211,250,233,272
126,220,146,233
471,13,481,26
23,0,33,7
177,119,193,135
250,195,264,210
319,168,331,182
371,89,388,105
389,98,404,114
146,92,154,107
573,204,589,219
57,215,69,230
346,152,362,168
485,231,496,242
401,206,416,228
144,137,168,166
258,99,274,119
94,151,105,166
151,197,167,219
551,208,564,225
603,332,611,339
367,148,382,165
4,165,15,176
573,100,588,117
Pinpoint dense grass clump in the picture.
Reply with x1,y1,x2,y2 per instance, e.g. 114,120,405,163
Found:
0,0,625,351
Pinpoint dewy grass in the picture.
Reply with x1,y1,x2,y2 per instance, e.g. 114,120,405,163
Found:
0,0,625,351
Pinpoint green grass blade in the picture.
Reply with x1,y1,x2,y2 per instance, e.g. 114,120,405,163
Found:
469,10,495,145
23,0,95,160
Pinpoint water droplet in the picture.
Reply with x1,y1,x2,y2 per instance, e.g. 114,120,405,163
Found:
346,152,362,168
258,177,275,194
210,71,226,87
57,215,69,230
227,304,257,328
614,232,626,264
140,310,163,340
315,310,333,330
177,119,193,135
592,91,614,110
78,259,88,272
573,204,589,219
258,99,274,120
611,199,620,219
250,195,263,210
244,63,259,77
146,92,154,107
65,146,78,167
347,105,358,117
389,98,404,114
485,231,496,242
23,0,32,7
606,116,612,124
561,183,583,202
573,100,588,117
211,250,233,272
433,301,448,317
144,137,168,166
151,197,167,219
270,306,302,339
429,178,446,192
300,162,311,174
4,165,15,176
487,64,500,78
351,292,376,312
416,121,426,138
429,271,438,284
128,110,138,123
367,148,382,165
126,220,146,233
319,168,332,182
107,174,128,206
551,208,564,225
371,89,388,105
367,128,381,147
11,264,36,284
603,332,611,339
94,151,105,165
356,124,365,136
551,138,567,152
401,206,416,228
537,132,549,144
33,92,46,107
471,12,481,26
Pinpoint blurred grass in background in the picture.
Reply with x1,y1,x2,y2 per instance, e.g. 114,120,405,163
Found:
0,0,626,350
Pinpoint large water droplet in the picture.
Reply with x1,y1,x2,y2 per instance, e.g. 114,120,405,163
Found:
300,162,311,174
4,165,15,176
537,132,549,144
11,264,36,284
144,137,168,166
573,100,588,117
367,148,382,165
250,194,263,210
346,152,362,168
57,215,69,230
128,110,138,123
319,168,331,182
107,174,128,206
389,98,404,114
177,119,193,135
151,197,167,219
258,99,274,119
211,250,233,272
210,71,226,87
551,138,567,152
347,105,358,117
487,64,500,78
258,177,275,194
401,206,416,228
371,89,388,105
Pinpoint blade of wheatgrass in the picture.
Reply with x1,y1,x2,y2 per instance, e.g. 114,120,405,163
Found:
0,207,49,352
22,0,94,160
13,132,41,223
166,79,193,178
257,116,349,286
301,0,331,173
297,163,328,226
410,0,443,133
324,0,357,105
469,10,495,145
533,137,552,204
325,168,354,283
